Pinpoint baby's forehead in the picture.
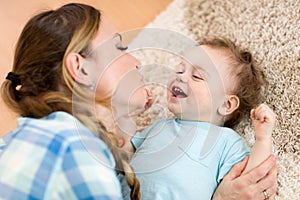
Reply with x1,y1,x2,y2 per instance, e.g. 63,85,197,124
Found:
182,45,232,67
182,46,235,78
183,46,205,58
181,46,219,70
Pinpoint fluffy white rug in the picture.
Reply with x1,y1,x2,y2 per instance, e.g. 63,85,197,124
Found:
130,0,300,199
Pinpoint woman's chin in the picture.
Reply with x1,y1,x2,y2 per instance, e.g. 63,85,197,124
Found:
128,103,147,117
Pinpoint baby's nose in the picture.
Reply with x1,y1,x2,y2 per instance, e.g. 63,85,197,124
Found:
176,74,188,82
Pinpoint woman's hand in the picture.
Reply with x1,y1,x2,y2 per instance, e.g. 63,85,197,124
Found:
213,155,278,200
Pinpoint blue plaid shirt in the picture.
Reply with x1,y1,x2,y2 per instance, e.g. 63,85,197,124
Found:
0,111,122,199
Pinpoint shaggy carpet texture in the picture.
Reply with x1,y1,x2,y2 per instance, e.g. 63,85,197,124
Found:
131,0,299,199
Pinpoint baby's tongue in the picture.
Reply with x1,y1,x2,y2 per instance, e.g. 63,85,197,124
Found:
175,90,187,98
176,94,187,98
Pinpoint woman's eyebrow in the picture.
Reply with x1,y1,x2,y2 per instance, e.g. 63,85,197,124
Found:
113,33,123,41
113,33,128,51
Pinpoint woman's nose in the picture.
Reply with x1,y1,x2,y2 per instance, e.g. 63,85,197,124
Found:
126,53,141,70
133,57,142,70
126,53,144,80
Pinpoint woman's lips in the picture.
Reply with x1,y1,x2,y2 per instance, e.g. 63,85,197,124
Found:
144,87,153,110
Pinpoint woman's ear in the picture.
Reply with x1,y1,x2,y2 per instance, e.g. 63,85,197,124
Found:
218,95,240,116
65,52,89,86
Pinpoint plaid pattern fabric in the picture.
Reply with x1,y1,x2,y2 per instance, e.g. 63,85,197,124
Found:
0,112,122,199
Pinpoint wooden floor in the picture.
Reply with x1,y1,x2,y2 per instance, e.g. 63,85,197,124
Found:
0,0,173,136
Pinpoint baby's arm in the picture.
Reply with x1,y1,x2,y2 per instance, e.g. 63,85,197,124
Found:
242,104,276,174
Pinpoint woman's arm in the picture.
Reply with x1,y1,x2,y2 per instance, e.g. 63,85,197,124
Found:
212,155,278,200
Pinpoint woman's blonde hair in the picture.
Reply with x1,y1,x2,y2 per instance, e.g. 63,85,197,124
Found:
1,3,140,199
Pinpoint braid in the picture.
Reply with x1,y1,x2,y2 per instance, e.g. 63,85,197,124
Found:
122,160,141,200
96,120,141,200
1,79,72,118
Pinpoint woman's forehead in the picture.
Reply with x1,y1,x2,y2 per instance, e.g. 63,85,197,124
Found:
92,15,118,48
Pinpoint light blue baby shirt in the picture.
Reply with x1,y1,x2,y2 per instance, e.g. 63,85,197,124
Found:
121,118,250,200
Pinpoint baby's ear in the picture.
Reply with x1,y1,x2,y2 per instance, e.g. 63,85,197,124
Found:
218,95,240,116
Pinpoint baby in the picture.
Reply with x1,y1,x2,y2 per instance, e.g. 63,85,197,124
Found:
121,38,276,199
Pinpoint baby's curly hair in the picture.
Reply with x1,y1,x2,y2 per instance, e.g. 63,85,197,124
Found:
199,37,267,128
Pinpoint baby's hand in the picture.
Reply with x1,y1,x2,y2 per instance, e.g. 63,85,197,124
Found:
251,104,276,141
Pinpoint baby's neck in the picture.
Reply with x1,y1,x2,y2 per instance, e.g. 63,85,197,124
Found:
177,116,224,127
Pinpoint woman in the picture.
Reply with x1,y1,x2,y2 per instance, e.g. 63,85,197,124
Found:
0,3,277,199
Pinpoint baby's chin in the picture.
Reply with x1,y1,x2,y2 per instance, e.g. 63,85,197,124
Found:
167,108,204,121
166,104,180,117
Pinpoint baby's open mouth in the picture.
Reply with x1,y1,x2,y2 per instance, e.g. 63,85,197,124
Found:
172,86,187,98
